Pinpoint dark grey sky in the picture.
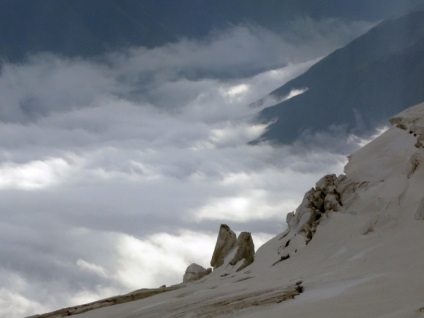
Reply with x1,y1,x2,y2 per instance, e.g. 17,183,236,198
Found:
0,0,421,61
0,15,375,318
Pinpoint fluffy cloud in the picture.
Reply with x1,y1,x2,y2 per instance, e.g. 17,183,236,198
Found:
0,20,373,317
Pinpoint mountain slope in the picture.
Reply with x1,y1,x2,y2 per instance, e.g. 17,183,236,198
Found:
1,0,424,61
257,8,424,144
33,103,424,317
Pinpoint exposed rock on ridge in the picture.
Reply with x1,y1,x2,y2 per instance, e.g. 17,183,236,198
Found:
210,224,255,272
183,263,212,283
229,232,255,271
286,174,343,243
270,174,346,266
210,224,237,268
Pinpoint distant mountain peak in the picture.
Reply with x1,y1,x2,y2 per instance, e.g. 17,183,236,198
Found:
257,8,424,144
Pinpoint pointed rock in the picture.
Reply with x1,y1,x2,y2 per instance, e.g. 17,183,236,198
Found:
210,224,237,268
229,232,255,271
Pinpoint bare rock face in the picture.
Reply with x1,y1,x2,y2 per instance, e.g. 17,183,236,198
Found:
276,174,353,267
210,224,237,268
229,232,255,271
183,263,212,283
286,174,342,243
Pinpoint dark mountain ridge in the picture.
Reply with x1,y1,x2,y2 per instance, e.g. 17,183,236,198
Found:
257,7,424,144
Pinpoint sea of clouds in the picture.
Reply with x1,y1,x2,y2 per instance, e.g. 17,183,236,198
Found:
0,19,373,317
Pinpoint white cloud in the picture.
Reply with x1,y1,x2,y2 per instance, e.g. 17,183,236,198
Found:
347,126,389,147
76,259,108,278
0,288,48,318
0,157,76,190
193,190,298,223
115,231,216,289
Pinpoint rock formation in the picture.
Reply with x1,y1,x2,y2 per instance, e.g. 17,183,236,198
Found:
229,232,255,271
210,224,256,272
210,224,237,268
272,174,346,266
286,174,342,243
183,263,212,283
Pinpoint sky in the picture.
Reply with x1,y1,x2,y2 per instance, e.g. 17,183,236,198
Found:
0,18,376,318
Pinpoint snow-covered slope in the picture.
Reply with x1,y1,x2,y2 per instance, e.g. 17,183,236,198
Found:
35,102,424,317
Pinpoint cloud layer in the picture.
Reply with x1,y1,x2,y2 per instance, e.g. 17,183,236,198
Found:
0,20,372,317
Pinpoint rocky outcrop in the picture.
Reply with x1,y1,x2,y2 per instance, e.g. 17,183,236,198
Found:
183,263,212,283
286,174,342,243
210,224,237,268
229,232,255,272
210,225,256,271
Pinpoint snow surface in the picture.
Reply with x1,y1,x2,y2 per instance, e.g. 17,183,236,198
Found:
36,102,424,317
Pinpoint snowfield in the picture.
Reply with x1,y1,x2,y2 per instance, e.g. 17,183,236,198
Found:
33,102,424,317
